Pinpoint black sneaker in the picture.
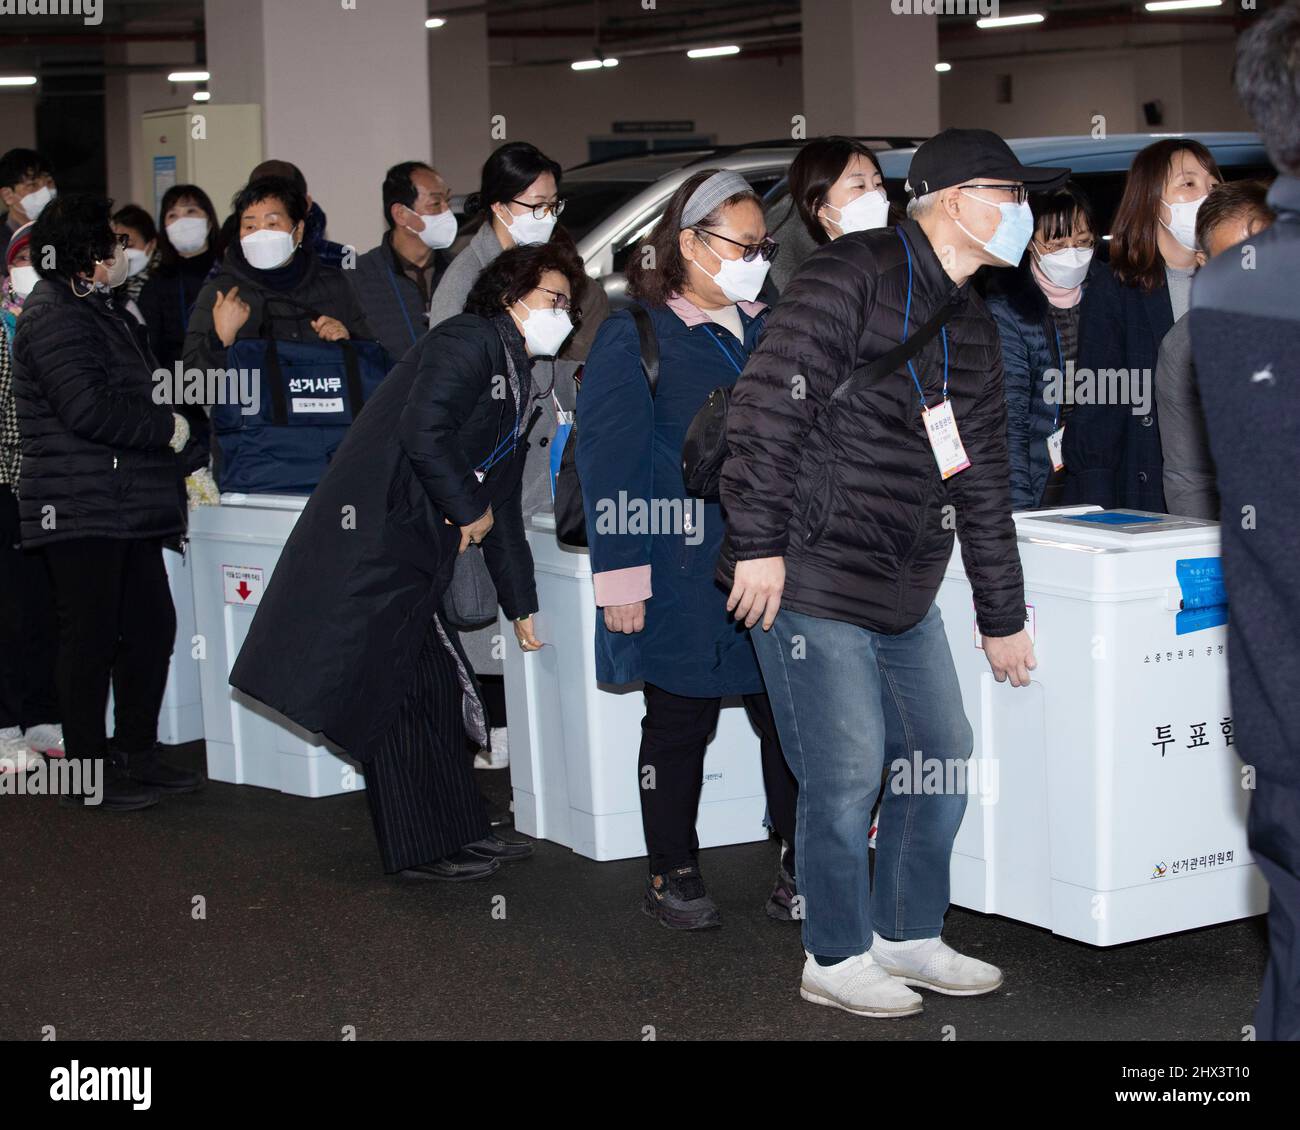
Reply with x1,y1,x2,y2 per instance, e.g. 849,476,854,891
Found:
464,831,534,862
114,744,204,793
765,860,799,921
60,760,159,812
643,865,722,930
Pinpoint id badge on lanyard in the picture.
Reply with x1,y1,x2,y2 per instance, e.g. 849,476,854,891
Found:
1046,426,1065,472
922,399,972,480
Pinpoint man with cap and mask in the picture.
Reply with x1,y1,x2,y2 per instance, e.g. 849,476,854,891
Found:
720,129,1066,1017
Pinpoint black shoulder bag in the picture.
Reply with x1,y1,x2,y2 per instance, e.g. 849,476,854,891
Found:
553,303,659,548
683,296,960,501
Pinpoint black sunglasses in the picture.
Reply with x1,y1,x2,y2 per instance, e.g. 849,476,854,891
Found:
693,228,780,263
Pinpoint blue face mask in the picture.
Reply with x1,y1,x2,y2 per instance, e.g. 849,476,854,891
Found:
957,190,1034,265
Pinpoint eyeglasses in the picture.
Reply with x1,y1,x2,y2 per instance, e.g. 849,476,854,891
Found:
693,228,781,263
510,198,566,220
965,183,1030,205
1036,236,1096,253
112,232,131,250
534,286,579,318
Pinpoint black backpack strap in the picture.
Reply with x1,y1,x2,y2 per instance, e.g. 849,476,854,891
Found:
832,297,959,404
340,340,365,415
629,302,659,398
263,338,289,425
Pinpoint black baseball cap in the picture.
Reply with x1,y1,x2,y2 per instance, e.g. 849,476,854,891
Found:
905,128,1070,197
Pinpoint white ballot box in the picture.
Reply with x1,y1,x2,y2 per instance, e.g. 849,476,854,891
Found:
107,544,204,745
188,494,362,798
503,513,769,861
935,506,1267,945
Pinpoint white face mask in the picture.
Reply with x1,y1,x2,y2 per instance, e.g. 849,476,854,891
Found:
241,227,297,270
822,188,889,236
696,239,771,304
1033,245,1094,290
8,264,38,298
166,216,210,255
498,204,557,247
124,247,151,278
407,208,457,250
20,184,56,222
1160,194,1206,252
99,249,129,290
514,300,573,357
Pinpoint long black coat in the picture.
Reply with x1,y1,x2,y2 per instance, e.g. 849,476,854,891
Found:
720,218,1027,639
228,314,539,757
11,279,184,548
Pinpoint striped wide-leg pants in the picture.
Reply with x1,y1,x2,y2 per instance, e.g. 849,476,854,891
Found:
363,614,490,873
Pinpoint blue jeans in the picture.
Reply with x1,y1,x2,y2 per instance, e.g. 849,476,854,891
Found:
751,603,974,958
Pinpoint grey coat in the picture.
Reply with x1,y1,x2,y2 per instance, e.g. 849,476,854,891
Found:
427,222,609,672
1155,313,1219,520
763,198,823,299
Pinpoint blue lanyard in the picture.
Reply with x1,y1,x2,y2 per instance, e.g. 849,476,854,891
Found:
1051,324,1064,430
702,321,747,375
898,229,950,409
385,260,420,347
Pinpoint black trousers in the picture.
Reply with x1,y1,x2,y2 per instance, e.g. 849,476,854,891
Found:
1248,779,1300,1041
363,615,490,873
0,486,59,729
639,682,798,876
41,537,175,759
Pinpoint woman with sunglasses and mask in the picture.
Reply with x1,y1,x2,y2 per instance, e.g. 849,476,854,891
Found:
427,141,609,770
765,136,893,298
10,194,200,809
576,170,799,930
1062,139,1222,512
985,183,1104,511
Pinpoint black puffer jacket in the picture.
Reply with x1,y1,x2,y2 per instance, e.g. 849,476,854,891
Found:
11,279,184,548
720,217,1026,638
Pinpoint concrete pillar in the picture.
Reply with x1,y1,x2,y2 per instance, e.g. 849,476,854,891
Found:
429,13,491,199
802,0,939,138
104,40,197,214
205,0,431,253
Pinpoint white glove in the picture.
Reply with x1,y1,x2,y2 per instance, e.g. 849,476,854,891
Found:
169,412,191,453
186,466,220,509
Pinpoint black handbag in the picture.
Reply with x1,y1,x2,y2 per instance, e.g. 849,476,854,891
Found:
553,303,659,548
685,295,960,502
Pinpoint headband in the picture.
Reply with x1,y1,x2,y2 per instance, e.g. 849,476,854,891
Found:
679,171,753,229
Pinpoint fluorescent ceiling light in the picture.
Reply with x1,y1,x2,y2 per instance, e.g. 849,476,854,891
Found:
426,17,446,28
572,58,619,70
1145,0,1221,10
976,13,1045,28
687,45,740,59
193,91,211,102
935,62,952,72
0,76,38,86
168,70,210,82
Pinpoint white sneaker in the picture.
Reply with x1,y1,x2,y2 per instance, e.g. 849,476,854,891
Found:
474,726,509,770
870,933,1004,996
24,722,64,758
0,734,41,773
799,950,924,1018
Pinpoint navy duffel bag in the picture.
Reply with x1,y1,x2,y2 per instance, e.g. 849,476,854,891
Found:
213,322,390,495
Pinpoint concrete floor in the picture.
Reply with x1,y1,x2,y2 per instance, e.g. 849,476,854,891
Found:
2,741,1268,1041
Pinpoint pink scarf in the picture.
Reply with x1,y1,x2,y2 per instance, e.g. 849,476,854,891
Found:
1030,257,1083,309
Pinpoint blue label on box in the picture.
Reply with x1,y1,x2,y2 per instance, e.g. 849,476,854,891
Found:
1176,557,1228,634
1071,512,1162,525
